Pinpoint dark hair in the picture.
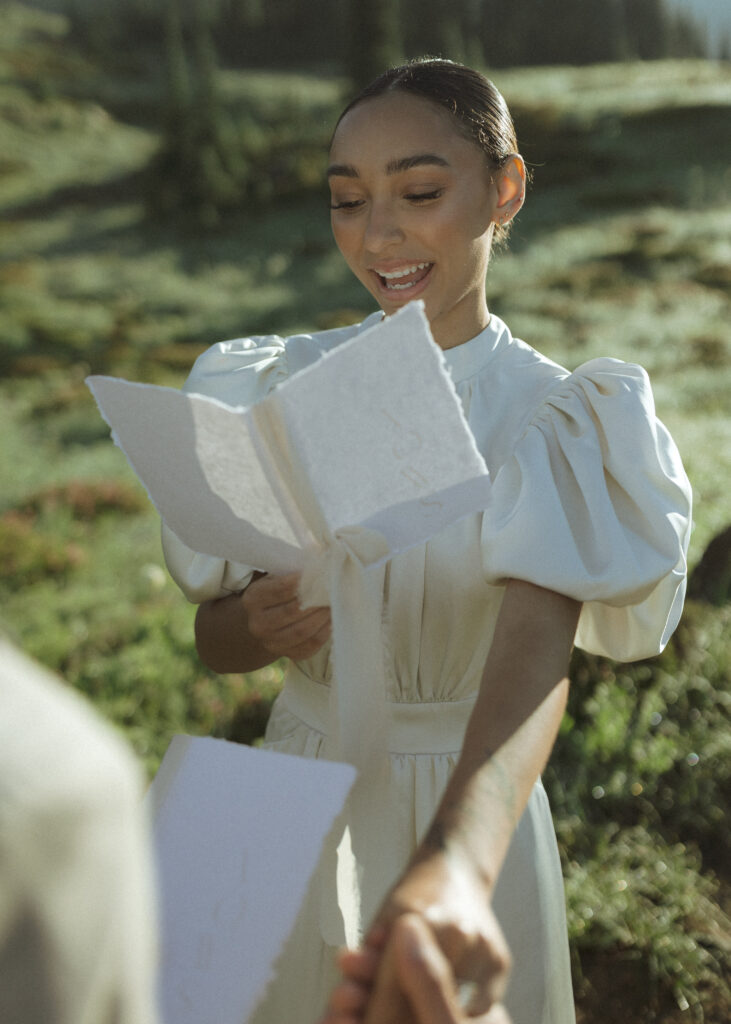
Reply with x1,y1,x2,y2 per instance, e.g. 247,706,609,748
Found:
334,58,522,246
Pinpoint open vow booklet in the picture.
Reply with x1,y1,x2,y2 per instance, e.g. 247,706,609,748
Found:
87,302,490,581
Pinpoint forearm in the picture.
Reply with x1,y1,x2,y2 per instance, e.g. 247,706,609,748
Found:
415,581,580,890
195,592,275,674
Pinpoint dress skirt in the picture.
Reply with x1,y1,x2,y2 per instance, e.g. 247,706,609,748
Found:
249,667,576,1024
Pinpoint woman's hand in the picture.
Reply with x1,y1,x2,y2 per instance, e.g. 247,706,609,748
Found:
322,851,511,1024
241,572,331,661
392,915,511,1024
322,900,510,1024
194,571,330,673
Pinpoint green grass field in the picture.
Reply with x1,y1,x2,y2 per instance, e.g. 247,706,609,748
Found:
1,5,729,1021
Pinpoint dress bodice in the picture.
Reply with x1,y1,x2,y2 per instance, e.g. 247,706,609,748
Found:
162,310,692,687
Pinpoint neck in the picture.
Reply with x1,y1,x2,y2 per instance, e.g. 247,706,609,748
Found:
431,295,491,351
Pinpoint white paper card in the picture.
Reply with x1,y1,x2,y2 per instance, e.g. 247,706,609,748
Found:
148,736,356,1024
86,302,491,573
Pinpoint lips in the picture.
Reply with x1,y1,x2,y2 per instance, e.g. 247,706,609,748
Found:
373,262,434,294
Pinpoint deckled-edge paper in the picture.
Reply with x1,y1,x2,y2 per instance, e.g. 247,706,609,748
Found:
148,736,356,1024
85,302,492,576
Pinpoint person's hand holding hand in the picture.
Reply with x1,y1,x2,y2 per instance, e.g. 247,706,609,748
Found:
321,910,510,1024
394,914,511,1024
242,572,331,660
321,852,511,1024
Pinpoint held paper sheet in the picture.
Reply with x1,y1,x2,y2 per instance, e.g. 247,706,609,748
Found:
148,736,356,1024
86,302,492,574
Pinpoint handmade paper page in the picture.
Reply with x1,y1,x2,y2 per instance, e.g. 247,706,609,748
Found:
86,375,311,574
275,302,491,553
148,736,356,1024
87,301,491,577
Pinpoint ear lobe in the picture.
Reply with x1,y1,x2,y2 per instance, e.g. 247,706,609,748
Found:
493,154,526,225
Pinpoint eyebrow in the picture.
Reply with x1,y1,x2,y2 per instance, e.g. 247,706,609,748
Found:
326,153,450,178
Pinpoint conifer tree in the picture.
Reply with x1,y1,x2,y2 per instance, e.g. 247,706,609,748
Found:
348,0,402,90
151,0,244,225
403,0,468,62
622,0,669,60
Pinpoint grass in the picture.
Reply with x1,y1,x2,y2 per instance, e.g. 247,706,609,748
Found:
1,6,729,1021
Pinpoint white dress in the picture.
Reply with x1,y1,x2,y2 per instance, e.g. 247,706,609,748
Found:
162,312,692,1024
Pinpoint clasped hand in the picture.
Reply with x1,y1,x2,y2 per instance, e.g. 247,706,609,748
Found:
242,571,331,660
321,852,511,1024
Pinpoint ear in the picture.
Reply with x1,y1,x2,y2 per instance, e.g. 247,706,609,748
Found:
492,155,526,227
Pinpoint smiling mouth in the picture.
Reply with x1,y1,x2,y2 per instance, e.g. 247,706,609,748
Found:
375,262,433,291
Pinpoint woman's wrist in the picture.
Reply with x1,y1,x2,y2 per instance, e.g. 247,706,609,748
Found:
407,830,496,903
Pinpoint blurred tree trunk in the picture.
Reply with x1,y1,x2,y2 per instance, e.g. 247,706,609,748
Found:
151,0,244,225
582,0,625,63
622,0,669,59
667,10,707,58
481,0,531,67
163,0,191,133
401,0,466,62
461,0,485,66
348,0,402,90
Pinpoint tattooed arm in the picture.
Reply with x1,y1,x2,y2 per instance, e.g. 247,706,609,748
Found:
323,579,580,1024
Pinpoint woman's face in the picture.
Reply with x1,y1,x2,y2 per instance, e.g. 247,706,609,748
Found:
328,91,515,348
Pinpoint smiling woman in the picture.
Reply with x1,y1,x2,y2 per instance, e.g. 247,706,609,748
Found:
161,58,692,1024
327,70,524,348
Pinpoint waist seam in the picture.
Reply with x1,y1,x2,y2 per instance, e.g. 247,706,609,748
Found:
281,664,475,756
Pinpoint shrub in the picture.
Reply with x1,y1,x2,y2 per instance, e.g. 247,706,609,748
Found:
18,479,147,520
547,600,731,1017
0,511,84,586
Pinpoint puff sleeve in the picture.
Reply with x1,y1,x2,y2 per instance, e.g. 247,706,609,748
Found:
161,335,290,603
481,358,692,661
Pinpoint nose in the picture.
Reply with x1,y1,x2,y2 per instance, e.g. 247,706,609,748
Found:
363,198,405,254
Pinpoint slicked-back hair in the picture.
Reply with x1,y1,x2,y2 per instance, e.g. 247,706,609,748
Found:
334,58,522,247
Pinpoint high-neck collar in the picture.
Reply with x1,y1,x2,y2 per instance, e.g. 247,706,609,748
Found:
441,315,507,383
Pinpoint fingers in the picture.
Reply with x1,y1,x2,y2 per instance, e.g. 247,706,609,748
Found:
265,606,331,657
242,572,331,659
416,891,511,1016
450,925,511,1014
394,914,460,1024
394,915,512,1024
241,572,303,621
337,946,381,985
326,978,369,1015
362,933,416,1024
329,921,511,1024
319,950,378,1024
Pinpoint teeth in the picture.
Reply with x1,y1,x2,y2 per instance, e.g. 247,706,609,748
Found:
379,262,430,280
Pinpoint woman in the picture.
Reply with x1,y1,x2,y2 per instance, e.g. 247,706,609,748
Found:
162,60,691,1024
